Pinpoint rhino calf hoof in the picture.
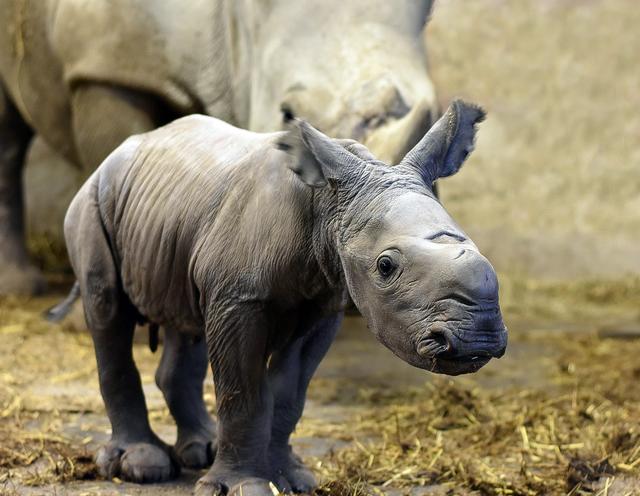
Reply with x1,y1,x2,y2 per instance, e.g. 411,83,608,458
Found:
175,438,215,469
195,472,277,496
274,449,317,493
282,464,317,493
96,442,179,483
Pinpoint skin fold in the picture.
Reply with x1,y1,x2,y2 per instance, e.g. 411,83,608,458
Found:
61,100,507,495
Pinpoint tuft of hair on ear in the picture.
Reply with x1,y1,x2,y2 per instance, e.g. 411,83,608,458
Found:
453,99,487,126
440,99,487,174
280,103,296,123
399,98,487,183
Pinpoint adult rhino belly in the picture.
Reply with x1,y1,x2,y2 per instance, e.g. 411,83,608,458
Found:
50,0,200,114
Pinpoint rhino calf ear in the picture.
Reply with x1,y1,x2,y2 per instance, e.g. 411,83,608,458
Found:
277,119,364,188
277,122,328,187
400,99,486,184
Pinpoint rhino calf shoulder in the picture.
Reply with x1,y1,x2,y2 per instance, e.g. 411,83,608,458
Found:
63,101,507,495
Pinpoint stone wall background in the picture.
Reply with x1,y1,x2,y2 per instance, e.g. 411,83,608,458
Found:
427,0,639,280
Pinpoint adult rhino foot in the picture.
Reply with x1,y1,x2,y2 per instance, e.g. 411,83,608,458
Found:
0,262,46,296
195,466,278,496
96,441,179,483
274,447,317,494
175,433,215,469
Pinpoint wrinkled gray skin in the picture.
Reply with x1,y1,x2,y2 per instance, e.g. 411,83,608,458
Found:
62,100,507,495
0,0,438,294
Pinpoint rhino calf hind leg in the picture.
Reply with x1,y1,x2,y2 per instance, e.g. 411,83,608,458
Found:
268,314,342,493
88,295,179,482
0,85,44,295
86,294,178,483
155,328,216,469
65,191,178,483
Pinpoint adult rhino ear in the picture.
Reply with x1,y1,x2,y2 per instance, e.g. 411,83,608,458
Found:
277,119,364,188
399,99,486,185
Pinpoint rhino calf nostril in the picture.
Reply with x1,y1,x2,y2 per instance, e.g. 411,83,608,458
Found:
453,249,466,260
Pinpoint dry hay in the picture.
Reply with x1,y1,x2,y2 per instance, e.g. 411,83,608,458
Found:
2,294,640,495
306,334,640,495
0,421,97,487
0,294,99,489
0,382,99,487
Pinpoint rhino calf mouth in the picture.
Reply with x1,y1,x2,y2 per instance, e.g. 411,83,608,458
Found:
431,355,493,376
415,312,508,376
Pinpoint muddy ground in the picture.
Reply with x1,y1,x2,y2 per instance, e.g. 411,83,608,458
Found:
1,278,640,495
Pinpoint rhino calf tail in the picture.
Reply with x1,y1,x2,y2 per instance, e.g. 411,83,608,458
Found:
44,281,81,322
148,323,159,353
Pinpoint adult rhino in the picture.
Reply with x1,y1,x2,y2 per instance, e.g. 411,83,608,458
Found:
59,100,506,495
0,0,439,294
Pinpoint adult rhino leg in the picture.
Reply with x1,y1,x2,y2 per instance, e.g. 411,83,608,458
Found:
155,327,216,469
71,83,173,172
0,84,44,295
65,191,178,483
268,313,343,493
195,301,276,496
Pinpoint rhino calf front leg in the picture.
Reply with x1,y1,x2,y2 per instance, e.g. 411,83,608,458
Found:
196,302,278,496
268,314,342,493
155,327,216,469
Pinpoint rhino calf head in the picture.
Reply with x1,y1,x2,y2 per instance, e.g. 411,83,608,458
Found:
281,99,507,375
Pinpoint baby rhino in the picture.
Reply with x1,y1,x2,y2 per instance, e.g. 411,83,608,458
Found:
61,99,507,495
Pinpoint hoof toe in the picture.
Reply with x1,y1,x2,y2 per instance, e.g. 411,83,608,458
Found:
195,479,226,496
274,448,317,493
96,441,178,483
287,467,317,493
228,478,277,496
120,443,178,483
196,471,276,496
95,444,124,479
177,439,214,469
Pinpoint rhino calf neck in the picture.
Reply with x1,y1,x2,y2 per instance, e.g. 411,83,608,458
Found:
63,100,507,495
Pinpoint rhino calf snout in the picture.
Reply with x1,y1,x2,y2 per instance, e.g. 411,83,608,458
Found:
417,315,507,361
403,244,507,368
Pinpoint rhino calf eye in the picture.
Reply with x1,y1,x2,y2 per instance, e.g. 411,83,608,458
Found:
377,256,396,277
